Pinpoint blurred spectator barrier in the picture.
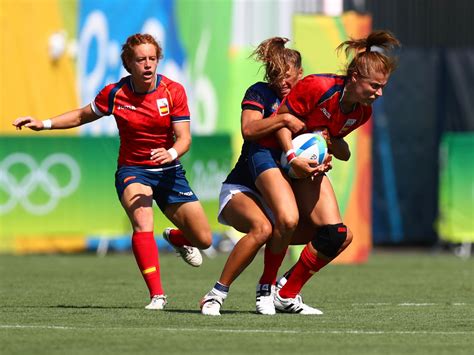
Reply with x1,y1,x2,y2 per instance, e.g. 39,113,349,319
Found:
437,132,474,256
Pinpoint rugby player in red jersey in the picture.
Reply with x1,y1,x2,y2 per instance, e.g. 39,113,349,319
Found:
241,30,400,314
13,33,212,311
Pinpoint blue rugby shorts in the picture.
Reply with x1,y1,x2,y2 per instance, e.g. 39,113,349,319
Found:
247,143,281,181
115,164,198,212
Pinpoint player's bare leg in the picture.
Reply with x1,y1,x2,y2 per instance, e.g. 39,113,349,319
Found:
255,168,298,253
163,201,212,267
253,168,298,314
201,192,273,316
275,175,352,314
121,183,166,309
219,193,273,285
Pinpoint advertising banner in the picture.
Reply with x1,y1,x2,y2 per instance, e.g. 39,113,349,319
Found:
0,136,232,252
437,133,474,243
1,0,236,136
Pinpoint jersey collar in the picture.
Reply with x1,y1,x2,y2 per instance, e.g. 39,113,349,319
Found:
128,74,162,95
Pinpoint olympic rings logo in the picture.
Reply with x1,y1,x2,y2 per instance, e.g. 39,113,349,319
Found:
0,153,81,215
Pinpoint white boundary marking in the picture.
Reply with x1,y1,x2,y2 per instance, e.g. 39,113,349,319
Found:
352,302,468,306
0,325,472,335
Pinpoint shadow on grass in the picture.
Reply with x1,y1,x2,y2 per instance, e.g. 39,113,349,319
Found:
1,305,257,314
165,309,255,315
50,305,137,309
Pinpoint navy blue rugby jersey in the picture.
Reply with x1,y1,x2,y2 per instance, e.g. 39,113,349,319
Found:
223,82,281,189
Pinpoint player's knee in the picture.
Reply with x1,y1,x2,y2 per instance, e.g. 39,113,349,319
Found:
130,208,153,231
311,223,348,258
193,229,213,249
345,228,353,247
249,220,273,245
275,212,299,236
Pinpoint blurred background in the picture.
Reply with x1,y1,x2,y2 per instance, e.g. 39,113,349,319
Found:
1,0,473,260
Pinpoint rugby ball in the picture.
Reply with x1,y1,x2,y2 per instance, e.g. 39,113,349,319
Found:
280,132,328,178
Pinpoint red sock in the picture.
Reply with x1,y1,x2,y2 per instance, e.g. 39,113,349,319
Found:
258,247,288,285
132,231,164,297
278,244,330,298
167,228,191,247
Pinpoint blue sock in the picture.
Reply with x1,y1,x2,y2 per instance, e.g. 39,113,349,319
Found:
211,282,229,298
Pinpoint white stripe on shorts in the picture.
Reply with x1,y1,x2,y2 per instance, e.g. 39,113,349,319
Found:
217,183,274,226
145,163,181,172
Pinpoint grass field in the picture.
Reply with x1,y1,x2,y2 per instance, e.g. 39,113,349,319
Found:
0,249,473,355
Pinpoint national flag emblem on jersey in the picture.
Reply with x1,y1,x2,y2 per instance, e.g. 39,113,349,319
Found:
157,98,170,116
338,118,357,134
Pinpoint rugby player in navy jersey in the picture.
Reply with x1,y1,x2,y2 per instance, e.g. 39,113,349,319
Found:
200,37,311,316
13,33,212,311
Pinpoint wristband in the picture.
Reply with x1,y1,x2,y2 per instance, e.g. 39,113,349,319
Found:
42,119,52,130
285,149,297,164
167,147,178,160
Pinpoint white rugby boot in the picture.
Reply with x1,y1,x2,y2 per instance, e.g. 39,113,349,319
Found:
145,295,167,310
256,284,276,315
274,290,323,315
163,228,202,267
200,293,225,316
276,275,288,291
276,275,301,298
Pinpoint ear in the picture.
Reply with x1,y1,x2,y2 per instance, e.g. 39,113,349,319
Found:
351,71,358,83
297,68,303,80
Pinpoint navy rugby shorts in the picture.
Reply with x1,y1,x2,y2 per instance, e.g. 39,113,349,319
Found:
115,164,198,212
248,143,281,181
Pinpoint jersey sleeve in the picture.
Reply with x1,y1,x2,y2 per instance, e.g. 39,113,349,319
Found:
91,85,112,117
285,76,325,119
170,83,190,123
241,85,265,113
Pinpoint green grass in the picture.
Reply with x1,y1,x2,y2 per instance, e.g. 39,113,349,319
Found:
0,250,473,355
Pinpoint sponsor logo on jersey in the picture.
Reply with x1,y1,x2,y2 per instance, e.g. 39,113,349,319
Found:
157,98,170,116
117,105,137,110
320,107,331,119
338,118,358,134
179,191,194,196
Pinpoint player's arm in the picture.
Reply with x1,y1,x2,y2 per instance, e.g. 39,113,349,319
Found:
150,121,191,165
241,108,305,141
319,128,351,161
12,104,100,131
328,137,351,161
275,104,318,179
151,82,192,165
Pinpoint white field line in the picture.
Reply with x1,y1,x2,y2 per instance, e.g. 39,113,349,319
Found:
352,302,468,306
0,325,472,335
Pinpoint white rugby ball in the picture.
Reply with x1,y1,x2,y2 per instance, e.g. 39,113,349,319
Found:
280,132,328,178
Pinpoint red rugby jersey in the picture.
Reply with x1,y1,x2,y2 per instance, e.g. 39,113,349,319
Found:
259,74,372,148
91,75,190,166
286,74,372,137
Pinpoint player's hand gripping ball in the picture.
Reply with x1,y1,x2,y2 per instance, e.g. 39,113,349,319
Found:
280,132,328,178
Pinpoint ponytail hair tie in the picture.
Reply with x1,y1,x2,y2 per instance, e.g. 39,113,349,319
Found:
367,45,384,54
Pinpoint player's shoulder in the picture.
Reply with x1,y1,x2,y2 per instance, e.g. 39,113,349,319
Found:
247,81,272,93
158,74,185,91
100,76,130,94
302,74,345,88
104,75,132,90
244,81,279,106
